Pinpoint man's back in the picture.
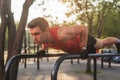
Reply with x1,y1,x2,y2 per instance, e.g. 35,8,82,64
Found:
44,27,82,53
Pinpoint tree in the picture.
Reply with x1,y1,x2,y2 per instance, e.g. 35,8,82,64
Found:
0,0,8,79
34,0,120,73
102,1,120,37
0,0,33,80
9,0,33,80
65,0,119,37
65,0,120,73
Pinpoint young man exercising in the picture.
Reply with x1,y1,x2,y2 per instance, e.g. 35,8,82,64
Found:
27,17,120,58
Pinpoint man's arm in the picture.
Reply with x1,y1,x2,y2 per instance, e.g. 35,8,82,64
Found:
41,44,46,50
57,25,88,50
79,26,88,50
36,44,46,56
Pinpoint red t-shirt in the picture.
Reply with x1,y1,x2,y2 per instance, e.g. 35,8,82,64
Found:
44,27,81,53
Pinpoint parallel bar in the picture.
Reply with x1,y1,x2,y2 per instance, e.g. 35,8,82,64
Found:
108,57,111,68
101,57,104,68
5,53,120,80
5,53,67,80
5,54,37,80
93,58,97,80
51,53,120,80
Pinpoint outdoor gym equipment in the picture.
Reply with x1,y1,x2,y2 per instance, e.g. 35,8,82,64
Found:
5,52,120,80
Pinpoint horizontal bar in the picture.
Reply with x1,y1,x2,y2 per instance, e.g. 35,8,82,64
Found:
5,53,67,80
51,53,120,80
5,53,120,80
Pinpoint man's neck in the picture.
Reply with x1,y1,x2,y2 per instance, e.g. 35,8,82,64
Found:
45,31,54,43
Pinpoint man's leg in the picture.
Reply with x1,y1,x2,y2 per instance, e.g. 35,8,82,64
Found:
94,37,119,49
102,37,118,47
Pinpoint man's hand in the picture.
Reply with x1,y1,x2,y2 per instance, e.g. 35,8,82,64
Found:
80,49,88,59
36,50,46,57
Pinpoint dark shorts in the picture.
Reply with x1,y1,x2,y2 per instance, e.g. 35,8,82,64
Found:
87,35,97,53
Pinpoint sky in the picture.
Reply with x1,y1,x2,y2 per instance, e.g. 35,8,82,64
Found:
11,0,72,23
11,0,44,22
11,0,24,21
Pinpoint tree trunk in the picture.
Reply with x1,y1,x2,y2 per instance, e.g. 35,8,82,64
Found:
9,0,33,80
0,0,8,79
0,0,1,16
5,0,16,62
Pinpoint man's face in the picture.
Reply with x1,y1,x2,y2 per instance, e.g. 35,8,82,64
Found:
29,26,46,45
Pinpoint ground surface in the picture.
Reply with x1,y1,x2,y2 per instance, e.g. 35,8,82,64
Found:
17,57,120,80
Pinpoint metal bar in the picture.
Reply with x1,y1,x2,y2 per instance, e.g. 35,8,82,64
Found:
71,59,73,64
93,58,97,80
77,59,80,64
101,57,104,68
24,58,27,68
108,57,111,68
37,57,40,70
51,54,83,80
51,53,120,80
5,53,67,80
5,53,120,80
5,54,37,80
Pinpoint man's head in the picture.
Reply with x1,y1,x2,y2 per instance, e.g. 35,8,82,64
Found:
28,17,49,45
28,17,49,31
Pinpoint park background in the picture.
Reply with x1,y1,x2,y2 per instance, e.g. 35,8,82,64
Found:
0,0,120,80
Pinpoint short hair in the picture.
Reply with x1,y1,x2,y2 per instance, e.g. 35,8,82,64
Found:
27,17,49,31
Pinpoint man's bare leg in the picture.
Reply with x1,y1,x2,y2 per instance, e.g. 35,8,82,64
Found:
94,37,119,49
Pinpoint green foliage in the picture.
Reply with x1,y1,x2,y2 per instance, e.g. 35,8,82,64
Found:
35,0,120,37
102,5,120,37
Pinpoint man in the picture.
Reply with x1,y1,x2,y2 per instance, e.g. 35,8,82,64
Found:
27,17,120,57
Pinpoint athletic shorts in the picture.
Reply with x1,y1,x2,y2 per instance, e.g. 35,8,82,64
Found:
87,35,97,53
